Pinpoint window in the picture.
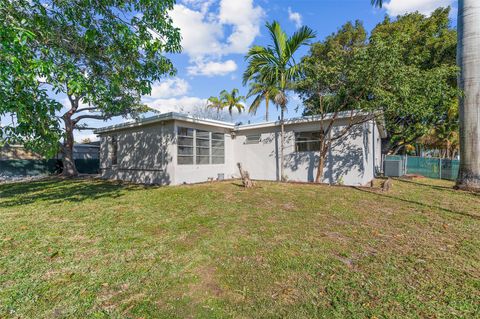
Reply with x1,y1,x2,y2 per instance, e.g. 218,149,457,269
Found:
110,135,118,165
177,127,225,165
196,130,210,165
177,127,194,165
211,132,225,164
245,134,261,144
295,131,321,152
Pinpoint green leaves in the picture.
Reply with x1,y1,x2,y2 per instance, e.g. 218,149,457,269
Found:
0,0,181,158
296,8,458,154
207,89,246,116
244,20,315,111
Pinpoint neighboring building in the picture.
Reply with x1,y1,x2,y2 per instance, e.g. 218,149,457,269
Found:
55,142,100,160
73,142,100,160
94,112,386,186
0,144,43,160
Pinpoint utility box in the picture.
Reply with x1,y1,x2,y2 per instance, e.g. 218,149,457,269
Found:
384,160,404,177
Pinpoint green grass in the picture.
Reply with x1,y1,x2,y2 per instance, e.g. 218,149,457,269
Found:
1,178,479,318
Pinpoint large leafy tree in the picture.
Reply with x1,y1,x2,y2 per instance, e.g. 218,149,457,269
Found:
244,21,315,180
370,8,458,154
372,0,480,191
0,0,181,176
296,21,384,183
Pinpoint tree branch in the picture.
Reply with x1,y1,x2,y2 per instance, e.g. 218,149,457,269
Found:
72,114,106,123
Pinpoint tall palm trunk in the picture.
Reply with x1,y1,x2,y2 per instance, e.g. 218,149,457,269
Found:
457,0,480,190
280,106,285,181
265,95,269,122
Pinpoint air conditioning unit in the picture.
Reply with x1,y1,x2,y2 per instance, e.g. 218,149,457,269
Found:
384,160,404,177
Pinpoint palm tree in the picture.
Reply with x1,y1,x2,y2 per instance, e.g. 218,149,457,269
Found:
243,21,315,180
220,89,245,116
245,76,279,122
206,96,224,113
373,0,480,190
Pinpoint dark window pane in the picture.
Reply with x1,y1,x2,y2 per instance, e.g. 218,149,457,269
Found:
212,147,224,156
197,130,210,139
178,156,193,165
211,140,224,148
178,136,193,146
196,147,210,156
196,156,210,165
212,133,224,140
196,139,210,148
212,156,224,164
178,127,194,137
178,146,193,155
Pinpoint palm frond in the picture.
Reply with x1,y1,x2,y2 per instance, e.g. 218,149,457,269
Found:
371,0,383,8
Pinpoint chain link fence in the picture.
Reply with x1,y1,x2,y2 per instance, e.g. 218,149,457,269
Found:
384,155,459,181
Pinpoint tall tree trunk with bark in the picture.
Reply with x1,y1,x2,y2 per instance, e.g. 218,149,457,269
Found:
61,96,79,177
457,0,480,190
280,106,285,181
265,95,269,122
315,142,328,183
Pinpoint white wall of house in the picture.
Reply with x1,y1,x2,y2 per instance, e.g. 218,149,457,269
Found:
100,120,176,185
97,113,384,186
234,118,379,186
172,120,236,185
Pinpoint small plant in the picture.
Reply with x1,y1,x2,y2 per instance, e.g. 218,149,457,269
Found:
337,176,345,185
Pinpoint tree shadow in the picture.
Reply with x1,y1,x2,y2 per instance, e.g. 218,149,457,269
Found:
353,186,480,221
394,178,480,197
100,125,173,185
0,178,137,207
283,124,365,184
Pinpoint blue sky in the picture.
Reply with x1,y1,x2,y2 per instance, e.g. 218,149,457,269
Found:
68,0,459,141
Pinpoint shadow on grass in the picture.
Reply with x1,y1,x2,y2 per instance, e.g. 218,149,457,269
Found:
353,186,480,221
395,178,480,197
0,177,137,207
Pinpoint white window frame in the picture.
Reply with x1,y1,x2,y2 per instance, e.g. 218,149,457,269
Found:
177,127,225,165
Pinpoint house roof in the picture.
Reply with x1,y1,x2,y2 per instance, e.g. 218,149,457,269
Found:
94,111,387,138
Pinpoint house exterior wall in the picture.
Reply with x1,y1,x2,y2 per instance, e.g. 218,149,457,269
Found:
172,120,236,185
98,116,382,186
100,121,176,185
234,118,375,186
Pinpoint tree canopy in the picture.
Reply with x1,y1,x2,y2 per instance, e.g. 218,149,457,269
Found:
297,8,458,154
0,0,181,173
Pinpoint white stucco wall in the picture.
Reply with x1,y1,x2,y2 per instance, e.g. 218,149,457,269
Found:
172,120,236,185
98,116,383,186
99,121,176,185
234,119,375,186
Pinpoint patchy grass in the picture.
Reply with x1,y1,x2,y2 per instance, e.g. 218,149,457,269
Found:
0,178,479,318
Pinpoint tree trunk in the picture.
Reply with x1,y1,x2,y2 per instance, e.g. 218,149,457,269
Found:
315,154,326,183
265,96,269,122
62,114,78,177
280,106,285,181
457,0,480,190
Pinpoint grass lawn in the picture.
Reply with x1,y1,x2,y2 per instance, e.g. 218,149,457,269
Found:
0,178,479,318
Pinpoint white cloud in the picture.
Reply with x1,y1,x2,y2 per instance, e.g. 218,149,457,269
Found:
145,96,208,113
170,0,264,77
288,7,302,29
187,59,237,77
219,0,264,54
384,0,454,16
147,78,189,99
170,4,223,58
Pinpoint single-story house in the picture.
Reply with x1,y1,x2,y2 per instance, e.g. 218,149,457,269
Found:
94,112,386,186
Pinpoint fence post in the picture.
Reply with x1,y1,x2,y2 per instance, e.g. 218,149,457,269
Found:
404,154,408,175
439,157,442,180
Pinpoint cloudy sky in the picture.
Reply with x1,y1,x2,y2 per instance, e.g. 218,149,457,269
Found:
76,0,458,141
